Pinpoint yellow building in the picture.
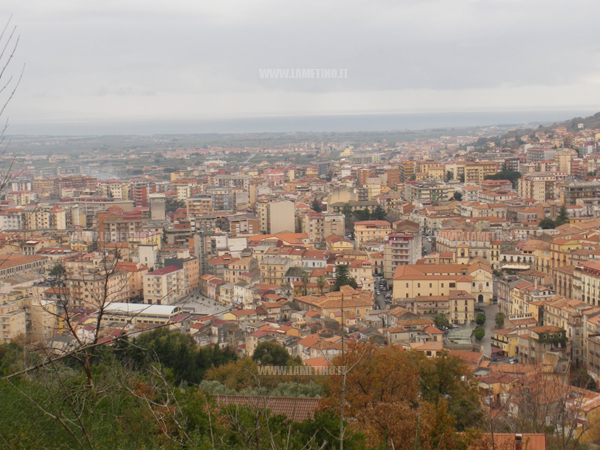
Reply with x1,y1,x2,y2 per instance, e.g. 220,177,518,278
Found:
325,235,354,252
354,220,391,249
491,329,519,357
294,285,373,322
393,262,494,305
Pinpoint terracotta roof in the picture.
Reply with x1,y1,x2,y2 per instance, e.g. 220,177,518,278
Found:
469,433,546,450
147,265,181,276
214,396,319,422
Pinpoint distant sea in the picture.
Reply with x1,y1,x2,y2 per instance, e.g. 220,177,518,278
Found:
9,109,598,136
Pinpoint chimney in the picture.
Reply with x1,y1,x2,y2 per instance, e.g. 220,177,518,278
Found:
515,433,523,450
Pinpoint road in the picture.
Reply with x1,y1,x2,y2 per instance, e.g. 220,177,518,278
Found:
478,303,498,357
373,280,391,311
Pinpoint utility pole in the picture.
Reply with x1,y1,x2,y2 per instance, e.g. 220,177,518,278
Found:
340,292,345,450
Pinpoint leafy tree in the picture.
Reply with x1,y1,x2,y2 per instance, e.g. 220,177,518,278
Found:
416,352,482,431
353,208,371,221
433,312,449,329
475,313,486,326
445,170,454,182
453,191,463,201
321,343,476,449
49,263,66,278
341,203,353,219
570,367,597,390
473,328,485,341
540,217,556,229
555,206,569,227
372,205,386,220
317,275,327,295
301,271,310,296
252,342,291,367
310,198,322,213
165,197,185,214
333,264,358,291
118,328,237,384
495,312,505,329
484,170,521,189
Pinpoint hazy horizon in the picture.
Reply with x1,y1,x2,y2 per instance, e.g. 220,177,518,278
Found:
2,1,600,136
5,109,597,137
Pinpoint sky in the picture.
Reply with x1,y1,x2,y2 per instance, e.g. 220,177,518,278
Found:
1,0,600,135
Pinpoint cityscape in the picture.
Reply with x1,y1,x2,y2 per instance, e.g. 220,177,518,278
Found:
3,1,600,449
2,113,600,449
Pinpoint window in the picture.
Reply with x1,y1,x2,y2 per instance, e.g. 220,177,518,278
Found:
418,283,421,288
450,283,456,288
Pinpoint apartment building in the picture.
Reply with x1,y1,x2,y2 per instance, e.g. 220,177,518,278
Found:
0,255,48,280
323,213,345,238
574,261,600,307
518,172,568,202
401,290,475,324
143,265,187,305
436,231,495,262
383,232,422,281
259,256,291,286
526,147,556,162
541,296,592,365
257,200,295,234
516,326,567,364
187,196,215,216
354,220,391,249
299,210,325,244
0,292,26,344
403,181,452,203
67,271,129,309
563,180,600,206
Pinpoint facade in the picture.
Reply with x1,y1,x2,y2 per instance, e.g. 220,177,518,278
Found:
563,180,600,206
383,232,422,281
354,220,391,249
392,262,493,305
258,201,295,234
143,265,187,305
67,272,129,309
518,172,568,202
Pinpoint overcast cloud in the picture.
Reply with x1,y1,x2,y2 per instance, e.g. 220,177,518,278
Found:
1,0,600,133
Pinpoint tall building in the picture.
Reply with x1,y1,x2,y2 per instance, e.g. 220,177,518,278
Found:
563,180,600,206
323,213,345,238
399,161,416,182
143,265,187,305
383,232,422,280
187,196,214,217
518,172,568,202
149,193,166,221
526,147,556,163
257,201,295,234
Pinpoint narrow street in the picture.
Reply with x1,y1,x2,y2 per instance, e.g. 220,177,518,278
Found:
479,303,498,357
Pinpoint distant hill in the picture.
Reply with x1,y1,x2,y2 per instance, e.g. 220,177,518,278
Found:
474,111,600,149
